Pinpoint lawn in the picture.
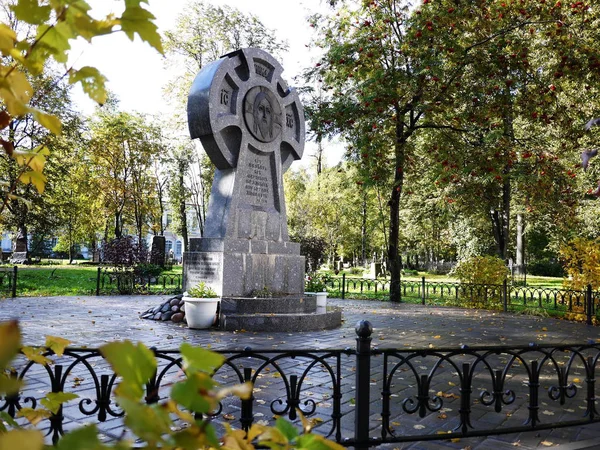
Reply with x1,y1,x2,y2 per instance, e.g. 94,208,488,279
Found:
2,265,183,297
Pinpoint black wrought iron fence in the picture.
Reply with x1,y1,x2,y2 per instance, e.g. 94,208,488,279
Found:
0,266,17,298
96,268,182,295
327,275,599,324
2,321,600,448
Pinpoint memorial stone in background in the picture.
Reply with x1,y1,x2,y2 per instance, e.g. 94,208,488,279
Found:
184,48,305,297
149,235,166,267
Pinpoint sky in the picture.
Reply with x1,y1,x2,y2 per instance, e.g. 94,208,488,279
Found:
71,0,344,167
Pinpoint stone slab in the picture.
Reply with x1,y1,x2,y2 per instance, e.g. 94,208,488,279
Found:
220,296,316,314
10,252,28,264
220,307,342,332
183,251,304,297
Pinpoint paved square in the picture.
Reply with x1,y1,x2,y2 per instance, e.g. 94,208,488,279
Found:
1,295,600,449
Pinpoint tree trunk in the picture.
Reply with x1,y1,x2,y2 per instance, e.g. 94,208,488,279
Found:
516,213,525,274
361,190,367,266
178,169,189,251
389,113,405,302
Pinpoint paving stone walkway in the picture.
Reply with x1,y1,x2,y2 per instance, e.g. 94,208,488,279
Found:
1,295,600,449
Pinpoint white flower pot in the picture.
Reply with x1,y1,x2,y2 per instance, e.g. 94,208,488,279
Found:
183,296,220,329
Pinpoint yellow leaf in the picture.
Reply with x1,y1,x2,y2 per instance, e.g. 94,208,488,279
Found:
45,335,70,356
21,346,52,365
32,110,61,134
573,378,581,383
17,407,52,425
216,381,253,401
12,146,49,171
541,327,548,332
68,66,107,105
434,335,441,339
448,381,456,387
0,320,21,368
540,441,553,447
0,429,44,450
0,24,16,56
0,67,32,115
18,170,47,194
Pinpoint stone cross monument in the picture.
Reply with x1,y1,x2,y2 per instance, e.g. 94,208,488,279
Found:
184,48,340,331
185,48,304,295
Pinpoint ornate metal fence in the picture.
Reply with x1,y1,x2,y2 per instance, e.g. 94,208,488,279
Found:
2,321,600,447
327,275,599,324
96,268,182,295
0,266,16,298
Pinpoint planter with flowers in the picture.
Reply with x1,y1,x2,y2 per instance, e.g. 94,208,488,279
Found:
183,282,220,329
305,273,328,308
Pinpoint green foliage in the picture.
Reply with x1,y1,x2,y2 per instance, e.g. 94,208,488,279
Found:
186,282,217,298
452,256,508,286
0,321,343,450
560,238,600,291
0,0,163,206
305,273,326,292
527,259,564,278
133,263,163,278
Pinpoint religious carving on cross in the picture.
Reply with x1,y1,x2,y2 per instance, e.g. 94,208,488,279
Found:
187,48,305,173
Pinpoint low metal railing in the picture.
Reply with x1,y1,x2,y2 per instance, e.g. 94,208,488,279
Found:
96,268,182,295
0,266,17,297
326,275,599,324
2,321,600,448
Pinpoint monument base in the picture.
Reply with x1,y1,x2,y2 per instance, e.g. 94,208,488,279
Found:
10,252,29,264
183,237,305,297
219,295,342,332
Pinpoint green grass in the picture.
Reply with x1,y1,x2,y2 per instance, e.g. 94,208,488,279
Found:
5,265,183,297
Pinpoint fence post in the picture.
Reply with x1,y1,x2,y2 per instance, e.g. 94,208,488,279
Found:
586,284,593,326
354,320,372,450
421,276,426,305
11,266,17,298
96,267,101,296
503,279,508,313
342,273,346,300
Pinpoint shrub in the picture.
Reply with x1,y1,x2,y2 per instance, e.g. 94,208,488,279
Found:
134,263,163,278
451,255,508,285
102,236,148,268
305,273,327,292
560,237,600,291
527,259,565,277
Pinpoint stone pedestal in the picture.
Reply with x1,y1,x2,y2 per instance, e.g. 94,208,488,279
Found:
369,262,383,279
183,238,303,297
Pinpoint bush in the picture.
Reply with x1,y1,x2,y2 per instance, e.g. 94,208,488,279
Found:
134,263,163,278
402,269,419,276
527,259,564,277
102,236,148,267
305,273,327,292
451,255,508,285
560,237,600,291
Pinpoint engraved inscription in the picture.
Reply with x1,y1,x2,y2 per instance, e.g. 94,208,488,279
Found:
245,157,271,206
286,113,294,128
187,254,221,285
220,89,230,106
254,63,270,78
